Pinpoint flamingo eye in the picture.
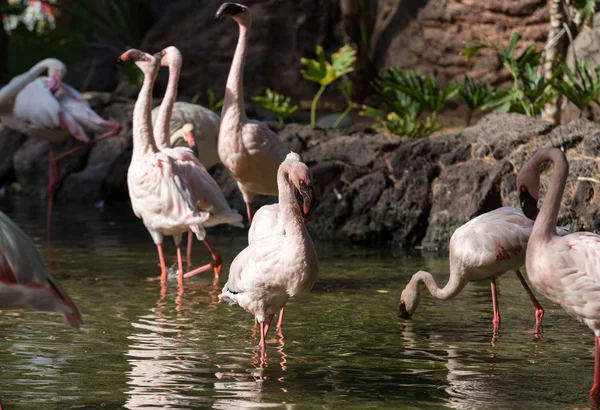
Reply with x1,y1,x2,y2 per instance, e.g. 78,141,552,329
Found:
520,185,526,192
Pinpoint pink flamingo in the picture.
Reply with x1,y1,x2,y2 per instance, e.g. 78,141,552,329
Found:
215,3,289,224
517,147,600,397
219,152,318,347
0,210,82,328
152,46,243,277
0,58,121,234
247,161,314,329
120,49,207,285
399,206,569,336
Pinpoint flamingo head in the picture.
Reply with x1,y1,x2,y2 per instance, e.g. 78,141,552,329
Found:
182,123,196,148
215,3,250,24
45,59,66,93
118,49,159,72
398,282,420,319
154,46,182,68
516,160,541,221
285,153,315,220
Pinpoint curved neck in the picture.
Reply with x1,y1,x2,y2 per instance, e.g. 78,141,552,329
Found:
0,61,48,108
411,270,466,301
277,166,305,238
532,149,569,240
132,65,159,158
221,19,250,124
154,58,181,150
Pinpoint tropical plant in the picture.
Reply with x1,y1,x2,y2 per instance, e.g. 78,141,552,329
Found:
190,88,224,113
332,79,357,128
252,88,298,125
459,76,494,125
552,59,600,115
300,44,356,125
362,67,458,138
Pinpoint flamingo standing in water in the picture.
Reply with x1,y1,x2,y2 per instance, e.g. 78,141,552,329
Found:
399,206,569,336
517,147,600,397
120,49,207,285
219,152,318,347
215,3,289,224
152,46,243,278
0,59,121,234
0,210,82,328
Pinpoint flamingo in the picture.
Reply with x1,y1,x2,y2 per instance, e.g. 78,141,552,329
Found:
398,206,569,336
219,152,318,347
517,147,600,397
215,3,289,224
152,46,243,278
247,162,314,329
119,49,207,285
0,210,82,328
0,58,121,234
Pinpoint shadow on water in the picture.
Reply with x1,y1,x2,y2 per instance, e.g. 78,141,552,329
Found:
0,197,598,409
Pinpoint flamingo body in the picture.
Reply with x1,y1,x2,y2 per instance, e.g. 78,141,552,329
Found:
0,211,82,328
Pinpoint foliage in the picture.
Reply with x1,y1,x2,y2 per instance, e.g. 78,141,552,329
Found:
462,31,554,117
459,76,494,125
362,68,458,138
300,44,356,125
252,88,298,125
552,60,600,114
191,88,224,113
332,79,357,129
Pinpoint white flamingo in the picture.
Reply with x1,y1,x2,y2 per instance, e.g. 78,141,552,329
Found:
0,58,120,233
219,152,318,347
399,206,569,336
215,2,289,224
517,147,600,397
120,49,207,285
151,46,242,278
0,210,82,328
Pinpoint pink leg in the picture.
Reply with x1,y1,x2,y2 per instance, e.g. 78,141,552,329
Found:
246,202,253,225
591,336,600,396
156,244,168,284
186,229,194,267
176,244,184,287
277,307,285,329
54,122,121,162
259,322,266,348
490,276,500,335
264,314,274,339
183,238,222,279
514,269,544,335
46,143,59,239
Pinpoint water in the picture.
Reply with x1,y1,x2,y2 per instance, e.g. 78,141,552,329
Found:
0,197,596,409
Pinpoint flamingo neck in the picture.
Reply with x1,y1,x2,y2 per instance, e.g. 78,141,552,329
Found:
221,20,250,125
154,58,182,150
411,270,465,301
532,149,569,240
132,65,159,159
277,166,306,241
0,61,49,109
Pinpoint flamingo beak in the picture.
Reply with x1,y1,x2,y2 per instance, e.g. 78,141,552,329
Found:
299,182,315,219
398,300,412,319
215,3,247,19
519,187,539,221
48,72,62,93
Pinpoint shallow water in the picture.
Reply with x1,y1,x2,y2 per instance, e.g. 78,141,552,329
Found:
0,197,597,409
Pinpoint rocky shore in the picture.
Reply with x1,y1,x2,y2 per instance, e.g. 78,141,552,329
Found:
1,92,599,250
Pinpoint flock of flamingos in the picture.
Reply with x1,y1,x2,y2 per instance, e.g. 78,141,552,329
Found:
0,1,600,403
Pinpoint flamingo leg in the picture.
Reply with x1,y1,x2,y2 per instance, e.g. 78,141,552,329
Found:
592,336,600,396
53,122,121,162
186,229,194,267
490,276,500,335
183,238,222,279
514,269,544,335
156,243,168,284
263,314,274,339
175,243,184,287
245,201,253,224
46,143,60,239
259,322,266,348
277,307,285,329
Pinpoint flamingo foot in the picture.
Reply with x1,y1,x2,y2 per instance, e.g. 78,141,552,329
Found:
245,201,253,225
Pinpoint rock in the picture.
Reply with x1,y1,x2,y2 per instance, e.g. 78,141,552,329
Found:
64,44,120,93
317,113,353,128
0,126,27,186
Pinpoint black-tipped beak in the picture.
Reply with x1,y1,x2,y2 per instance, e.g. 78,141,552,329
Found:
116,57,123,64
299,183,315,219
215,2,247,19
398,301,412,319
519,188,539,221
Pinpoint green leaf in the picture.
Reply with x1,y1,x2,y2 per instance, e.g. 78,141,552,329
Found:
461,44,488,61
301,44,356,87
252,88,298,124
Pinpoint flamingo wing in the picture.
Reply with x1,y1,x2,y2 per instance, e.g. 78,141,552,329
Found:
248,204,281,245
56,83,114,134
12,78,61,129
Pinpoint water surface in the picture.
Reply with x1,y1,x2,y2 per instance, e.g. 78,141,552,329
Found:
0,197,596,409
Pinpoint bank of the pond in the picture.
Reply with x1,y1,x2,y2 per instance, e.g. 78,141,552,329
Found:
1,93,600,249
